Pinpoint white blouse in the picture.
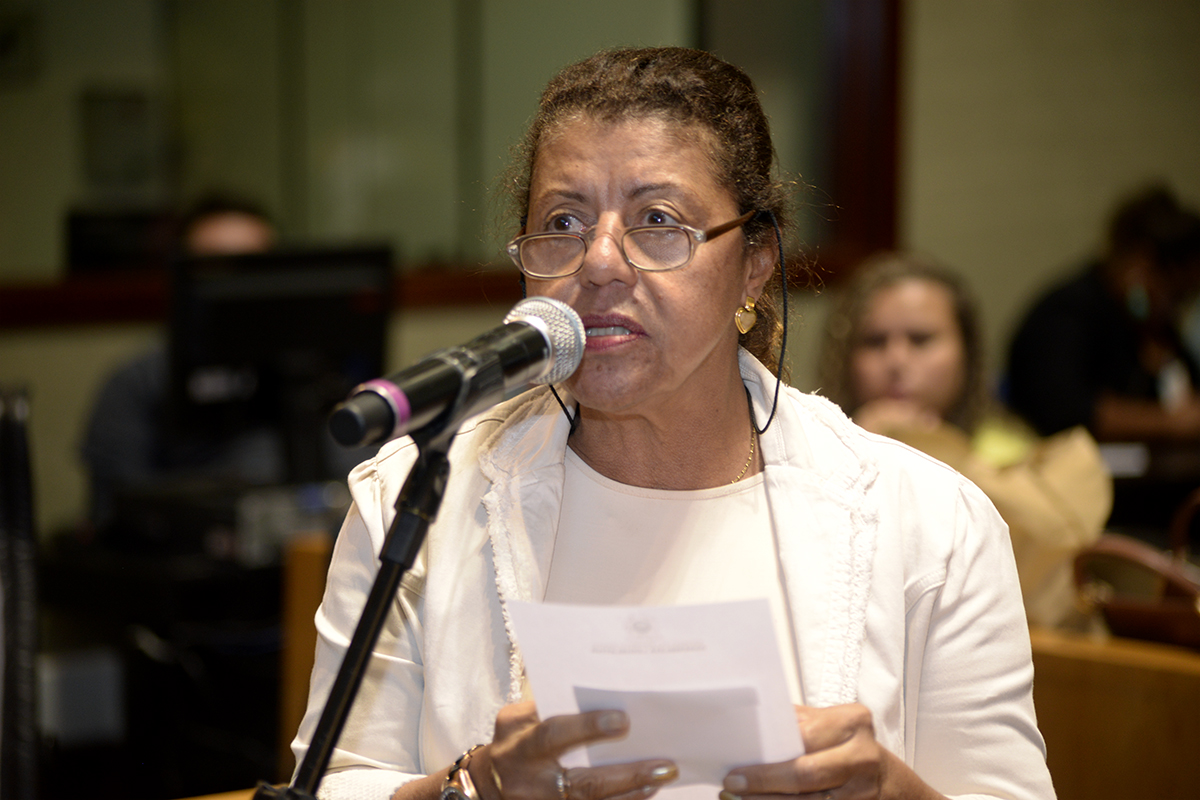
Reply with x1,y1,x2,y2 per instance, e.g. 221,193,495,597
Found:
548,449,802,703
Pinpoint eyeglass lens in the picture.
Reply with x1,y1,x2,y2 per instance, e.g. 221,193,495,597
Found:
519,236,584,277
625,228,689,268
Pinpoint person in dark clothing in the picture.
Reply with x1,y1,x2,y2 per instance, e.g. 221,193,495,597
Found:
81,194,283,527
1006,184,1200,441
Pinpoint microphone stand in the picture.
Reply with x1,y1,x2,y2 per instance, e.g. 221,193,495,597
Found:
255,421,456,800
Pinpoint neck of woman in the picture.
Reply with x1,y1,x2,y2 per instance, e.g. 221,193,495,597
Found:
566,378,759,490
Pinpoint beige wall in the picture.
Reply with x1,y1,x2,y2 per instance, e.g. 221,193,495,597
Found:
0,1,691,537
0,0,168,278
898,0,1200,388
1,323,158,536
738,1,1200,397
5,1,1200,536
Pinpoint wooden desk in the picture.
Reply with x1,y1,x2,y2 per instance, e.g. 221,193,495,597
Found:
1030,626,1200,800
279,531,334,780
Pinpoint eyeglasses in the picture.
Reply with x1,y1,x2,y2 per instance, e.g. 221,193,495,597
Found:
507,210,756,279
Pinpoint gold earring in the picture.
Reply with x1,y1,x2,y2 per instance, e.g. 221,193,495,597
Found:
735,297,757,334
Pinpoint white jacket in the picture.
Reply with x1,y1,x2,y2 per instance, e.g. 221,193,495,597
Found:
293,351,1054,800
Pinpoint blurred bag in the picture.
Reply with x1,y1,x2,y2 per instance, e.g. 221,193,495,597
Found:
1075,487,1200,649
898,421,1111,628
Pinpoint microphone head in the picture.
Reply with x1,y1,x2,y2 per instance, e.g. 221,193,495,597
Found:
504,297,585,384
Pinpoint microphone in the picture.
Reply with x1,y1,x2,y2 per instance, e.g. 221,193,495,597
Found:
328,297,585,447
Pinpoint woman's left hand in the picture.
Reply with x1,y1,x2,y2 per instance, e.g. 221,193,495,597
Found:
720,704,944,800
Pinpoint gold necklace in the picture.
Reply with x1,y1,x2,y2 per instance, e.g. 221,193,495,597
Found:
731,422,757,483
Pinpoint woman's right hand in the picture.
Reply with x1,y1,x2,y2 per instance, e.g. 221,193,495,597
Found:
477,701,678,800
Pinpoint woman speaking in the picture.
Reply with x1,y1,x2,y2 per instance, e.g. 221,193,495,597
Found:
291,47,1054,800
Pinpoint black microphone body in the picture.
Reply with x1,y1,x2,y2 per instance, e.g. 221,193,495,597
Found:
329,298,584,447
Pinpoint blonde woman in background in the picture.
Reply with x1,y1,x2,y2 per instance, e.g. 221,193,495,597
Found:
818,251,1112,629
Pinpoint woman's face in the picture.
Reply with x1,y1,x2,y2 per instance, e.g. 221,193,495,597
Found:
524,116,771,418
849,278,967,419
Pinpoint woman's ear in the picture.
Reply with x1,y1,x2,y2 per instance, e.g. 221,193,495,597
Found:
743,243,776,300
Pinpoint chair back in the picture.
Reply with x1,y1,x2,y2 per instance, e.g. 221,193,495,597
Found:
1,387,39,800
1075,489,1200,649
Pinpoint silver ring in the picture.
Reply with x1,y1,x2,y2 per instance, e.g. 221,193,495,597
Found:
555,768,571,800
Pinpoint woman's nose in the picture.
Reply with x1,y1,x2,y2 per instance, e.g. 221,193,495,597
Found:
883,340,911,371
578,219,636,285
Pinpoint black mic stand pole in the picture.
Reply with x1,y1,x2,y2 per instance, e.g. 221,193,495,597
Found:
255,422,456,800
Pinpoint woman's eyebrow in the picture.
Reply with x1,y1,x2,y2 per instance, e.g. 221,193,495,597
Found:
628,181,683,199
537,188,588,205
534,182,690,206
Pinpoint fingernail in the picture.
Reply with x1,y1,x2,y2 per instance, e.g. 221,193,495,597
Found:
597,710,627,733
719,791,741,800
650,765,678,783
724,775,748,793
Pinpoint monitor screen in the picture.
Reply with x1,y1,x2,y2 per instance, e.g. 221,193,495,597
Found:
167,245,392,483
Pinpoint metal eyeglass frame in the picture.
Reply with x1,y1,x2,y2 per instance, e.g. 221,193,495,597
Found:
506,210,757,279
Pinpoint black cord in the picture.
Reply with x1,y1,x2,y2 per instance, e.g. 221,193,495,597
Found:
519,232,578,432
549,384,580,436
753,210,787,436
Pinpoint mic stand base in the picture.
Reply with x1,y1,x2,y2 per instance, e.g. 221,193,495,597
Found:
254,780,316,800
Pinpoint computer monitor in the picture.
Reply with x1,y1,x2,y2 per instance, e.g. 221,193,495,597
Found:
167,245,393,484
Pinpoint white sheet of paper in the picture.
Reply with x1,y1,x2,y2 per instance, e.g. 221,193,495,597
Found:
507,599,803,800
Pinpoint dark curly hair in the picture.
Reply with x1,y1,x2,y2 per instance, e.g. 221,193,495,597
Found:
504,46,794,375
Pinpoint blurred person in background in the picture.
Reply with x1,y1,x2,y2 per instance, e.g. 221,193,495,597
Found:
1006,184,1200,442
819,251,1111,628
178,194,278,256
80,193,283,529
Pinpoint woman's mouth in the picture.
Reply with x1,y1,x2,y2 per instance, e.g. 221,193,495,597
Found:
586,326,632,337
580,316,642,351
